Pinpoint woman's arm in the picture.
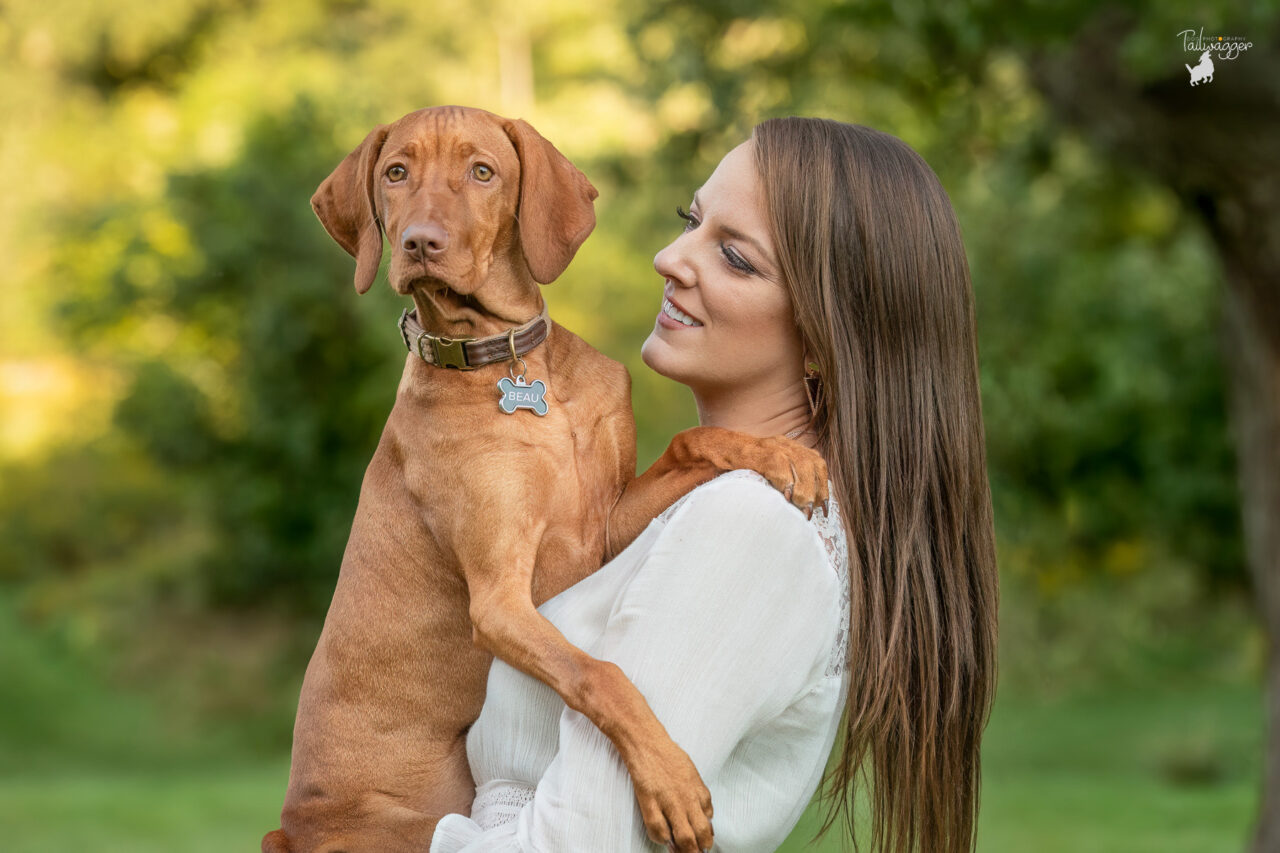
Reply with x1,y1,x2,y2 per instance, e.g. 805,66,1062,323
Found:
432,472,841,852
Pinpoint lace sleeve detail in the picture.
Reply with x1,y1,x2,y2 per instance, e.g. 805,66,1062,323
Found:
810,495,850,679
656,470,850,679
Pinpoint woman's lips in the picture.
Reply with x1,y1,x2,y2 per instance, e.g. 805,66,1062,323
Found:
658,292,703,329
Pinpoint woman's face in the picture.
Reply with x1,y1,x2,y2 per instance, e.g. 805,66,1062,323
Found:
642,139,805,398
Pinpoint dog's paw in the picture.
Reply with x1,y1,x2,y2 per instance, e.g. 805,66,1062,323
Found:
742,434,830,518
669,427,829,518
261,829,292,853
632,750,714,853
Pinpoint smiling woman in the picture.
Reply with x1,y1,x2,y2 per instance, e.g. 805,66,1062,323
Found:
430,116,998,853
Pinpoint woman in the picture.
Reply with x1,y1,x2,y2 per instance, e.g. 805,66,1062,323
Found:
431,117,999,853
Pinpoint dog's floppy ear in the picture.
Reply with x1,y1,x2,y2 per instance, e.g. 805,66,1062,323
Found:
311,123,391,294
502,118,599,284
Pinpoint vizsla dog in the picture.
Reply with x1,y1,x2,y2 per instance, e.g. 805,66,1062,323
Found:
262,106,827,853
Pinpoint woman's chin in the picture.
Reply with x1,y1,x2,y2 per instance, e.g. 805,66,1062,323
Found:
641,332,684,382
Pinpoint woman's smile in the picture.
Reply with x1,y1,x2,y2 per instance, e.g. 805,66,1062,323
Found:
657,292,704,329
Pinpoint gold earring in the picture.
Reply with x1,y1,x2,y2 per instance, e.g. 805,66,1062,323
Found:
803,355,822,422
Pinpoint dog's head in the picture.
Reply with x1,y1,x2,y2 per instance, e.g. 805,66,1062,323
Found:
311,105,598,299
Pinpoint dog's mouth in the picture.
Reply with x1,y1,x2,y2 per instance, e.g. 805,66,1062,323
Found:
398,255,532,335
395,267,446,294
422,283,475,313
395,252,483,293
409,279,488,326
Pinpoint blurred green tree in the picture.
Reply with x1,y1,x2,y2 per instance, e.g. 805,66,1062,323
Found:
48,100,409,612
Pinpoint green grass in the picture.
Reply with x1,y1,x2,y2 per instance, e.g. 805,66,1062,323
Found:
780,680,1262,852
0,596,1263,852
0,764,289,853
1,684,1260,852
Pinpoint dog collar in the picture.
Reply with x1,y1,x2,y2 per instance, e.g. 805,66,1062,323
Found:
398,304,551,371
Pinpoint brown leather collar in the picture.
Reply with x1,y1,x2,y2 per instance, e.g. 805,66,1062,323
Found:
398,304,551,370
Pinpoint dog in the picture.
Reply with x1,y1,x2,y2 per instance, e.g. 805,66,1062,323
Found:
261,106,828,853
1187,50,1214,85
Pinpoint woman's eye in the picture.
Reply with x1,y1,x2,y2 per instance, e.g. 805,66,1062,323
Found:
473,163,494,182
387,165,407,182
722,245,757,274
677,204,756,274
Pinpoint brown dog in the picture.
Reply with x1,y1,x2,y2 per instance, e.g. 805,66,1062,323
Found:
262,106,827,853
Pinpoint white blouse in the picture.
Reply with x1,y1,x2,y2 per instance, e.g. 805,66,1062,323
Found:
430,470,850,853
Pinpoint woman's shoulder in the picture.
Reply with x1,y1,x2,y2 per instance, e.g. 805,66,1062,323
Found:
657,469,796,524
656,470,835,567
658,469,851,679
659,469,838,534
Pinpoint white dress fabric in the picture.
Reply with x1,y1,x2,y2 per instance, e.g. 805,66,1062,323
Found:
430,470,851,853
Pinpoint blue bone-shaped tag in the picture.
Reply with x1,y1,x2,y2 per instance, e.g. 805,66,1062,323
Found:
497,375,549,416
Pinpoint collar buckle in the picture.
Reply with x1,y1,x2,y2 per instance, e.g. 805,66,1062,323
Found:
417,331,474,369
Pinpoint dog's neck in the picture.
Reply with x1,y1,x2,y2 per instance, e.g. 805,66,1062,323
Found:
409,279,545,340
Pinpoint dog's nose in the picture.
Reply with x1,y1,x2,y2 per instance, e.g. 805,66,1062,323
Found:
402,223,449,260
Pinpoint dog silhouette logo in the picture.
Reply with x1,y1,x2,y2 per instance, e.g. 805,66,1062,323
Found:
1177,29,1252,87
1186,50,1214,85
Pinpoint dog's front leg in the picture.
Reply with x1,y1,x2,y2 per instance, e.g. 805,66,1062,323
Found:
464,559,714,853
606,426,829,558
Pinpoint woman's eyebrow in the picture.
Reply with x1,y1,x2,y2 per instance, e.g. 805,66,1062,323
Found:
692,191,774,263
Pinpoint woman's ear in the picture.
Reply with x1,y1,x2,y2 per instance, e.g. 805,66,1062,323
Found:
311,124,391,294
502,118,599,284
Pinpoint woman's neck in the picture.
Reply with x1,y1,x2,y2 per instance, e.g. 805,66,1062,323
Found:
692,379,819,450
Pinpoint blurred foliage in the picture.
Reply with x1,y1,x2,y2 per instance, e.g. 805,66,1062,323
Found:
0,0,1261,715
50,100,404,612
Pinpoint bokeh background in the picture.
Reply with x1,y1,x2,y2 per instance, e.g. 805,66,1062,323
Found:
1,1,1275,851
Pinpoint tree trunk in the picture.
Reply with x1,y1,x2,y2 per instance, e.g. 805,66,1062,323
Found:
1023,11,1280,848
1221,275,1280,851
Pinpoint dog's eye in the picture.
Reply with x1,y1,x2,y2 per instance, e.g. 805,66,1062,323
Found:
472,163,494,182
386,165,407,182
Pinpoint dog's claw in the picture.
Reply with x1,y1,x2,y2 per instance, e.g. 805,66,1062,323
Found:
751,438,825,514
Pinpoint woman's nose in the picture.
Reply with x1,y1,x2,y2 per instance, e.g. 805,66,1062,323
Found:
653,236,694,287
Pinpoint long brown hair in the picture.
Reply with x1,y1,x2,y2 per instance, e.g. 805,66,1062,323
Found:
753,117,999,853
